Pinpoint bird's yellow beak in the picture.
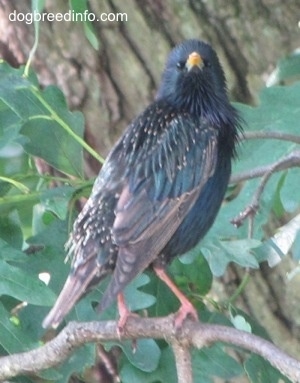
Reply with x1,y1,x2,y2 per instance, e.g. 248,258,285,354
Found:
186,52,203,71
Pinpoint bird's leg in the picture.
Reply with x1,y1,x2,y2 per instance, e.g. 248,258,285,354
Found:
117,293,139,340
153,266,199,328
117,293,131,335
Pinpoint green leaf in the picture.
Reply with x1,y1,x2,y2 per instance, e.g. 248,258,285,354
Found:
0,190,40,217
24,0,46,76
0,62,103,176
55,344,95,383
142,272,181,318
120,346,177,383
0,101,23,149
200,238,262,276
107,339,161,373
32,0,45,12
70,0,100,50
267,51,300,86
173,254,213,296
123,273,156,311
236,84,300,145
0,71,41,119
28,208,69,249
70,0,89,13
40,185,75,220
245,354,291,383
200,242,229,277
279,169,300,213
0,214,23,249
219,238,261,269
83,21,100,50
13,376,36,383
272,172,287,217
20,86,84,177
69,273,156,325
18,304,54,342
0,302,39,353
253,239,284,267
230,314,252,333
25,218,70,296
229,307,272,341
0,259,56,305
0,175,29,193
34,368,62,382
0,238,28,262
192,343,244,380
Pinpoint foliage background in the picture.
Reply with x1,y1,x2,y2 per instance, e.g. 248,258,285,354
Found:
0,0,300,382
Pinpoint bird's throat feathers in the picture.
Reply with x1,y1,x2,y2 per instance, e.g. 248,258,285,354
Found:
158,77,233,129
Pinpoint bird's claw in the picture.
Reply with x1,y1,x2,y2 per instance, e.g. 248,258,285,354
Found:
174,300,199,329
116,293,140,338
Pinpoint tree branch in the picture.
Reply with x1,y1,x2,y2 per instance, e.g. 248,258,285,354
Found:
230,149,300,184
0,316,299,382
171,339,193,383
241,131,300,145
231,150,300,228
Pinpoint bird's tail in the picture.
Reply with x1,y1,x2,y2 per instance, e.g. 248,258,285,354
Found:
42,265,98,329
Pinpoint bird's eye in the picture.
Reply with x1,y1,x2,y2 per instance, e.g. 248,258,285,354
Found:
203,59,211,68
176,61,186,71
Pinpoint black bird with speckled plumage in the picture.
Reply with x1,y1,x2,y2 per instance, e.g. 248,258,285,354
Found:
43,39,242,329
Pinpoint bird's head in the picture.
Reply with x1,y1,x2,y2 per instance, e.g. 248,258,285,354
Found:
157,39,229,117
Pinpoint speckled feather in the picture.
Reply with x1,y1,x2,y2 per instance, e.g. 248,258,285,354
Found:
43,39,242,329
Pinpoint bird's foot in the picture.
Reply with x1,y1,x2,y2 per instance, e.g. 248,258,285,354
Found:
153,266,199,328
174,299,199,329
117,293,139,338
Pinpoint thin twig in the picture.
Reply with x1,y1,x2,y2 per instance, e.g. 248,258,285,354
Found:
241,131,300,145
227,272,251,304
231,150,300,227
97,344,120,383
0,317,300,382
230,149,300,184
191,322,300,382
171,340,193,383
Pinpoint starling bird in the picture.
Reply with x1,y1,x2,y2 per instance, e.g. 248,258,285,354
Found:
43,39,242,330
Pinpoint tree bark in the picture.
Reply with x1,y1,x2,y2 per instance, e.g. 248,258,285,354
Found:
1,0,299,171
1,317,300,382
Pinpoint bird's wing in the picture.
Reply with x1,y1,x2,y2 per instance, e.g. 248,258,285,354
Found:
99,115,219,310
42,157,125,329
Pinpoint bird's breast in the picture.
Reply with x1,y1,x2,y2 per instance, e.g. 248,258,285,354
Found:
160,153,231,261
